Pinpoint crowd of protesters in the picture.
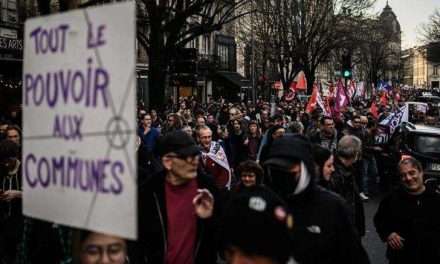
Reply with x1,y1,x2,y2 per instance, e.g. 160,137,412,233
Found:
0,85,439,263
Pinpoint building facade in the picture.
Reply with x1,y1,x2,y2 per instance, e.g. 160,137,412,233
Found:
401,45,440,89
0,0,24,114
379,2,401,83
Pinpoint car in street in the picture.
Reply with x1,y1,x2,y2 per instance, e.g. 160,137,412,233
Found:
415,95,440,107
397,122,440,192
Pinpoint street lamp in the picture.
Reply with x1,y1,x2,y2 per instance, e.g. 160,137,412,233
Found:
251,0,256,104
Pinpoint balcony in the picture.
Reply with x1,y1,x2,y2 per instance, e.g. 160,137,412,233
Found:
198,54,219,72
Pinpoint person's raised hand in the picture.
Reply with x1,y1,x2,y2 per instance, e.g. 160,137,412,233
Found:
193,189,214,219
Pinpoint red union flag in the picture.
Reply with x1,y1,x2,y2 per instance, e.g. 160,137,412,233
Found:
295,71,307,90
273,80,283,90
290,81,297,91
369,101,378,119
306,85,318,113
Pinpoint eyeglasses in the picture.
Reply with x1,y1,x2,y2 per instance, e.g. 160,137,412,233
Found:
166,153,200,163
82,243,126,262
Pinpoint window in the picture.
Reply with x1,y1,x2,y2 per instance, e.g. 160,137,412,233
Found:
434,66,439,76
202,35,210,55
0,0,17,23
218,44,229,70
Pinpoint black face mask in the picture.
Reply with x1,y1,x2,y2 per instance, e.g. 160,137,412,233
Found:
266,166,299,199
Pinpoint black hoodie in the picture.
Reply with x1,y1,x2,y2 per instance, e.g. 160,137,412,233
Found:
265,135,370,264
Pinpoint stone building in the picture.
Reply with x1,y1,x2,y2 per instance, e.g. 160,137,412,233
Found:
402,44,440,89
379,2,401,82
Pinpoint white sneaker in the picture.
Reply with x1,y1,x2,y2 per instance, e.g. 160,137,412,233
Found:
359,192,369,201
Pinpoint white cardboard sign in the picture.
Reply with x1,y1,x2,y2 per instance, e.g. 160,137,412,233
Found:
22,2,137,239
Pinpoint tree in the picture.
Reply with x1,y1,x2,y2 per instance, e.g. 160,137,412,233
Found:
243,0,375,94
355,17,397,86
137,0,250,109
421,9,440,43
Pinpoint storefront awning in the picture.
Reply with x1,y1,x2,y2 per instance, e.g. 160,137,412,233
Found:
216,71,251,89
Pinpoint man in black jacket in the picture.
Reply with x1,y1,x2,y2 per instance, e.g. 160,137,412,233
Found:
374,157,440,264
309,116,339,152
134,131,219,264
264,135,370,264
332,135,366,237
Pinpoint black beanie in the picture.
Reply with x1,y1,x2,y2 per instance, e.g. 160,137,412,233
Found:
220,186,294,263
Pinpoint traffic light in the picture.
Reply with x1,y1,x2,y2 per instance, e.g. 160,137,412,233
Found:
171,48,198,87
172,48,198,74
342,53,352,79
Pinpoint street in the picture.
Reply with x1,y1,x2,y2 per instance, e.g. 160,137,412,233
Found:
363,192,387,264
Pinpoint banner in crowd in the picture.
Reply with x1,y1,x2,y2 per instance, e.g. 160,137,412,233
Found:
22,2,137,239
334,80,348,112
375,104,409,144
354,81,365,99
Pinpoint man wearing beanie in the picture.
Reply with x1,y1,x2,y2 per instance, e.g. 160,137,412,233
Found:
264,135,370,264
133,131,219,264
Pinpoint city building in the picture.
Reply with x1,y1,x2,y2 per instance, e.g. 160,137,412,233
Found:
186,22,251,102
379,2,401,82
0,0,24,113
401,43,440,89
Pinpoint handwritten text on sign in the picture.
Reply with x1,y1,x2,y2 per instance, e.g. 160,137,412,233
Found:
23,2,136,239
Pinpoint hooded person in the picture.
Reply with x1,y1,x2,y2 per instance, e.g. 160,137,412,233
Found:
263,135,370,264
0,140,22,263
220,186,296,264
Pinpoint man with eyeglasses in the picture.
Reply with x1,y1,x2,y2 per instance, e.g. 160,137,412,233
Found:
135,131,219,264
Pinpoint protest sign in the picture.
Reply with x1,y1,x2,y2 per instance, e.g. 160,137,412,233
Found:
375,104,409,145
22,2,137,239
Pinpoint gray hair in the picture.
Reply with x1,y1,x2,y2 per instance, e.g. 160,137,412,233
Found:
337,135,362,159
289,121,304,134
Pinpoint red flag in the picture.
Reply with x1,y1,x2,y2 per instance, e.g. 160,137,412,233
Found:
379,92,388,106
273,80,283,90
306,84,318,113
290,81,297,91
285,90,296,101
369,101,378,119
295,72,307,90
